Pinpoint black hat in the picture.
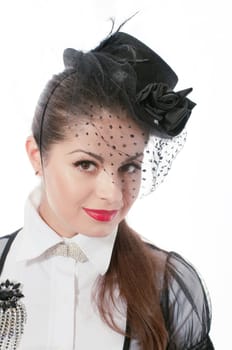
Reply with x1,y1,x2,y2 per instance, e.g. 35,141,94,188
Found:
93,31,178,91
93,31,195,137
64,31,195,137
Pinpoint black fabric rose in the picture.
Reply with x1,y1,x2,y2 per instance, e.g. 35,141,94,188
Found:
136,83,196,137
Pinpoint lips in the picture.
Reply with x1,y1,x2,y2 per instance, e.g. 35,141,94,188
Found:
83,208,118,222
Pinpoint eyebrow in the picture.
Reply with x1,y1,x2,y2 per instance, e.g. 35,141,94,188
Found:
67,149,143,163
67,149,104,162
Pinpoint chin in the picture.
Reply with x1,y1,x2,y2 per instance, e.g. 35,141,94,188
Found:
80,225,117,238
86,228,115,237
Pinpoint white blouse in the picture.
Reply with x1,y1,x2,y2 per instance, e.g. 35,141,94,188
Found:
1,189,138,350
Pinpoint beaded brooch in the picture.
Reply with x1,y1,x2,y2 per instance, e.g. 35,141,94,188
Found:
0,280,26,349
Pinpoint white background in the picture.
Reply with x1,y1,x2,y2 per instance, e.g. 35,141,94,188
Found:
0,0,231,348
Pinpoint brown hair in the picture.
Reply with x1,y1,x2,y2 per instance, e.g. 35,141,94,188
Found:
95,220,168,349
32,61,168,348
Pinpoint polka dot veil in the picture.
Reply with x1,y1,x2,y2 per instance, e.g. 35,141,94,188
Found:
65,105,187,199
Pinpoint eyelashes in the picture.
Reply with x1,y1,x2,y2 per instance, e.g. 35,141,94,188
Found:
119,162,141,174
72,160,97,172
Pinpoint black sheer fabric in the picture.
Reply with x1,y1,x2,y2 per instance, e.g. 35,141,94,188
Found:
160,250,214,349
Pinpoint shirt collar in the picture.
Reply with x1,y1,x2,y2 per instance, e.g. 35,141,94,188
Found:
16,187,117,275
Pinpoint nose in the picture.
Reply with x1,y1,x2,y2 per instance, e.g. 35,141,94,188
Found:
95,170,123,204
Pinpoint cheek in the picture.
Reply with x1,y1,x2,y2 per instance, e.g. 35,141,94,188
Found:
43,164,83,204
44,166,70,194
122,174,141,205
48,165,99,208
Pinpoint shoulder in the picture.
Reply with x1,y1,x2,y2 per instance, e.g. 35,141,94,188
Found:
0,229,21,243
0,229,21,274
149,245,214,349
0,230,18,251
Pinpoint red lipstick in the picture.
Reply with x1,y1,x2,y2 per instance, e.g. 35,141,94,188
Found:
83,208,118,222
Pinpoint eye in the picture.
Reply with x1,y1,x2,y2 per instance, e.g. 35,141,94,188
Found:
73,160,97,172
119,162,141,174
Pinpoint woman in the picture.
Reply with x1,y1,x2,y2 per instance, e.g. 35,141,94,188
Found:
0,28,214,349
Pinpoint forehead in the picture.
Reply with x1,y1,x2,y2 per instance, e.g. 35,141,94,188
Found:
66,108,148,156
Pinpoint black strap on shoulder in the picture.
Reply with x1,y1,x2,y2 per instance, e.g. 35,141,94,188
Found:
122,321,131,350
0,229,21,275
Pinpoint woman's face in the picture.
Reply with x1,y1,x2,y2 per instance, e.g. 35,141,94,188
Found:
37,110,147,237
